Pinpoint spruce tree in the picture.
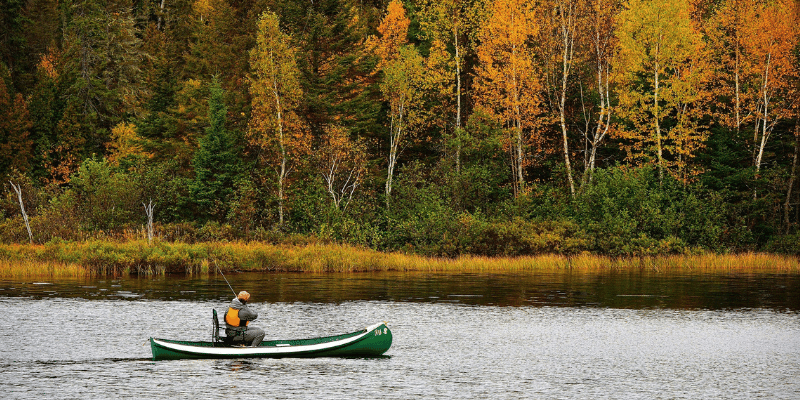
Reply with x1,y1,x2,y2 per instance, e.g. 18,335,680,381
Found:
190,77,241,222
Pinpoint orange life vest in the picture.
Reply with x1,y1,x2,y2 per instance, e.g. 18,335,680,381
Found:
225,307,250,327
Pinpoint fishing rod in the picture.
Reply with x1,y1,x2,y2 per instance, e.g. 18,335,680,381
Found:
214,260,238,298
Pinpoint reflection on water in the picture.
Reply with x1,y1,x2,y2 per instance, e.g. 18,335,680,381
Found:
1,270,799,399
1,270,799,310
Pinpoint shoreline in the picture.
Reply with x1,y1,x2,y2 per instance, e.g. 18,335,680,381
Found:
1,240,799,278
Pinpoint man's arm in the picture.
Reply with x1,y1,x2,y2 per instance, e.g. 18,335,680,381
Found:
238,306,258,321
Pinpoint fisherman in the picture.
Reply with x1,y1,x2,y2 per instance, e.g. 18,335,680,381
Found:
224,291,265,347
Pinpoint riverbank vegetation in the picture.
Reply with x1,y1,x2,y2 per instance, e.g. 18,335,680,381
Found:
1,241,799,278
2,0,800,263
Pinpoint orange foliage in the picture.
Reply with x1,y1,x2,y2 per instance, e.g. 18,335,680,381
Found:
739,0,798,171
474,0,545,196
370,0,410,69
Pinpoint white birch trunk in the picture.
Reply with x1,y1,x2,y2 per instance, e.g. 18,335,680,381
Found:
10,181,33,244
654,45,664,181
268,48,287,226
755,52,771,174
785,125,799,233
558,0,577,196
454,27,463,174
143,199,155,244
386,95,405,209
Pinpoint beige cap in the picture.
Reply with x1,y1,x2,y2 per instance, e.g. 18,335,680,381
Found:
238,291,250,301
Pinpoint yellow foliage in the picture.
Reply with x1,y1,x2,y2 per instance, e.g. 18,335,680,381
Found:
474,0,545,195
193,0,214,19
614,0,710,182
108,122,152,166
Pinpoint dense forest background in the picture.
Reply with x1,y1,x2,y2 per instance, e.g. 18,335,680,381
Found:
1,0,799,256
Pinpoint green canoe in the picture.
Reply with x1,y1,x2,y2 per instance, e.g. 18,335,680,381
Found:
150,321,392,361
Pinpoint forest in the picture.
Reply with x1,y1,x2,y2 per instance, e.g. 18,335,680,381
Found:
1,0,799,257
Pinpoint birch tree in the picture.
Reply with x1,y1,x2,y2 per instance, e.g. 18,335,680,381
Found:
249,12,310,226
9,181,33,244
540,0,583,196
474,0,543,197
418,0,473,172
706,0,752,135
317,125,367,212
381,46,425,208
741,0,797,174
368,0,423,209
614,0,709,182
579,0,618,186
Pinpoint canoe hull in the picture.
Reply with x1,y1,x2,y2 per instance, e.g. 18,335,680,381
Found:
150,322,392,361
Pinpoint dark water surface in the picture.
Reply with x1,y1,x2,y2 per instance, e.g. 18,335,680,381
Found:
1,271,799,399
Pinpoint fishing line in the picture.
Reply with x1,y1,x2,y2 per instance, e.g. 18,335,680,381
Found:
214,260,238,297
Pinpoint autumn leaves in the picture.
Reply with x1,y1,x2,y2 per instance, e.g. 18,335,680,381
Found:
245,0,799,219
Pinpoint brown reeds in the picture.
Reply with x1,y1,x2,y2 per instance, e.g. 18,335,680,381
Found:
0,240,798,278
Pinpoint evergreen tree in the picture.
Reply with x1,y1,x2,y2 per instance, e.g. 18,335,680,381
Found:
189,77,242,222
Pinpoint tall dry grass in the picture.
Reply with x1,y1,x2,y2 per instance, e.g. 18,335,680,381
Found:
0,258,89,279
0,240,798,278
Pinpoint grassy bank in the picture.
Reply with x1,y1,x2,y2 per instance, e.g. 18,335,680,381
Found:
1,240,800,278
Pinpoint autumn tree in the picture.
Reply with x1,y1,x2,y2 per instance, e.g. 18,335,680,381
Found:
539,0,585,196
0,76,33,178
107,122,152,168
706,0,751,135
26,48,64,183
249,11,310,226
368,0,424,208
317,124,367,211
417,0,474,172
578,0,619,186
739,0,798,174
614,0,710,182
473,0,544,197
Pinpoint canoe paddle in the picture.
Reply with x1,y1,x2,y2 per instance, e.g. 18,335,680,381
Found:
214,260,238,298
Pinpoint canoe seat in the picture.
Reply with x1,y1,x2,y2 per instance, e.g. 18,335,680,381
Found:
212,309,245,347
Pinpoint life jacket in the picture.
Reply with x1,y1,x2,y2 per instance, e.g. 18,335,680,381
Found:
225,307,250,328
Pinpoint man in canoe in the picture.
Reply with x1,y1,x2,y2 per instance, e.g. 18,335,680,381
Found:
224,291,265,347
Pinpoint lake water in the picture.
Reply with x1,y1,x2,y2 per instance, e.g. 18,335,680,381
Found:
1,271,799,399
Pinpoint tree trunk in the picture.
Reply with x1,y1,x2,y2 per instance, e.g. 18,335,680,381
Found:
785,125,799,233
386,95,405,210
734,42,741,134
755,52,772,174
270,49,287,226
558,0,576,196
143,199,155,244
9,181,33,244
654,55,664,181
157,0,166,30
454,28,462,174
